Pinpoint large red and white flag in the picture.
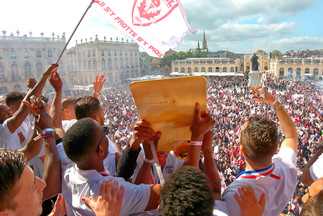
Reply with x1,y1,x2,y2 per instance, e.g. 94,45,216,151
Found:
91,0,197,58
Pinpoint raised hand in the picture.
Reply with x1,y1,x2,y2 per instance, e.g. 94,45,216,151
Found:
82,180,124,216
250,86,275,104
191,103,215,141
49,69,63,92
27,77,37,89
130,119,155,150
93,75,106,98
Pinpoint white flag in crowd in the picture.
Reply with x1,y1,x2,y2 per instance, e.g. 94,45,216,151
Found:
91,0,197,58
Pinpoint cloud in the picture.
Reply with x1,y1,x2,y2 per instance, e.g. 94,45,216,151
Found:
209,22,295,42
182,0,315,29
257,37,323,52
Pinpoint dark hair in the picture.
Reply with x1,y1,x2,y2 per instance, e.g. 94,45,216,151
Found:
5,92,26,106
0,150,26,211
160,166,214,216
63,118,97,163
74,96,101,120
300,190,323,216
240,116,278,164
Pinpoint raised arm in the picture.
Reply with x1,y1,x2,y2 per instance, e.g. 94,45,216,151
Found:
6,64,58,133
253,87,298,153
186,103,215,167
92,75,106,98
201,131,222,200
35,99,61,200
49,69,65,138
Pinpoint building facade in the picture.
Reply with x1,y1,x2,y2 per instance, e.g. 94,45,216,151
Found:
243,53,270,73
0,31,68,95
270,57,323,80
67,36,140,86
172,57,241,75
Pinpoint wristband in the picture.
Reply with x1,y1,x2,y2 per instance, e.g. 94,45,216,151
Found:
270,99,278,106
33,128,56,141
144,157,153,164
274,103,283,111
190,141,202,146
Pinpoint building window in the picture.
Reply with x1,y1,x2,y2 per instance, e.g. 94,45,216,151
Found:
279,68,284,78
0,86,9,95
84,61,86,71
24,63,32,79
11,64,18,80
10,50,17,59
188,67,191,73
24,50,30,59
114,59,118,69
223,67,227,72
230,67,234,72
102,59,106,70
305,68,310,74
14,84,22,91
208,67,212,72
37,63,43,78
101,50,104,56
120,50,123,56
88,51,90,57
125,58,128,67
181,67,185,73
216,67,220,72
175,67,178,72
93,50,96,57
120,58,123,68
36,50,41,58
108,50,111,56
0,65,4,80
201,67,205,72
93,60,97,70
108,59,112,69
313,68,318,79
88,60,92,70
194,67,198,72
48,50,52,58
114,50,117,56
288,68,293,78
296,68,301,80
130,58,133,67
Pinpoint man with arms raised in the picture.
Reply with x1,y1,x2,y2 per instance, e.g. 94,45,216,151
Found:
222,87,298,216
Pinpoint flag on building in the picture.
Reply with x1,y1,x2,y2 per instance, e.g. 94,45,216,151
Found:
91,0,197,58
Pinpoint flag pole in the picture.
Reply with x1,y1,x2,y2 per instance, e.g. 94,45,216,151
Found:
56,0,93,64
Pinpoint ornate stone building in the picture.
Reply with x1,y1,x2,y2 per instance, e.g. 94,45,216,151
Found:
243,52,270,73
172,57,241,75
270,57,323,80
67,36,140,86
0,31,68,95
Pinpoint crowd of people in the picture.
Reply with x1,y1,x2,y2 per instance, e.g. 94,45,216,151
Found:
0,62,322,216
96,75,323,215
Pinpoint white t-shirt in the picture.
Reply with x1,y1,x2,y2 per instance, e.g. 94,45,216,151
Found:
0,119,21,150
57,136,117,176
309,152,323,181
213,200,229,216
61,163,151,216
62,119,78,132
222,147,297,216
132,149,185,184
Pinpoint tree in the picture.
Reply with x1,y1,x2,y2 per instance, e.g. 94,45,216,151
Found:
271,50,282,57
